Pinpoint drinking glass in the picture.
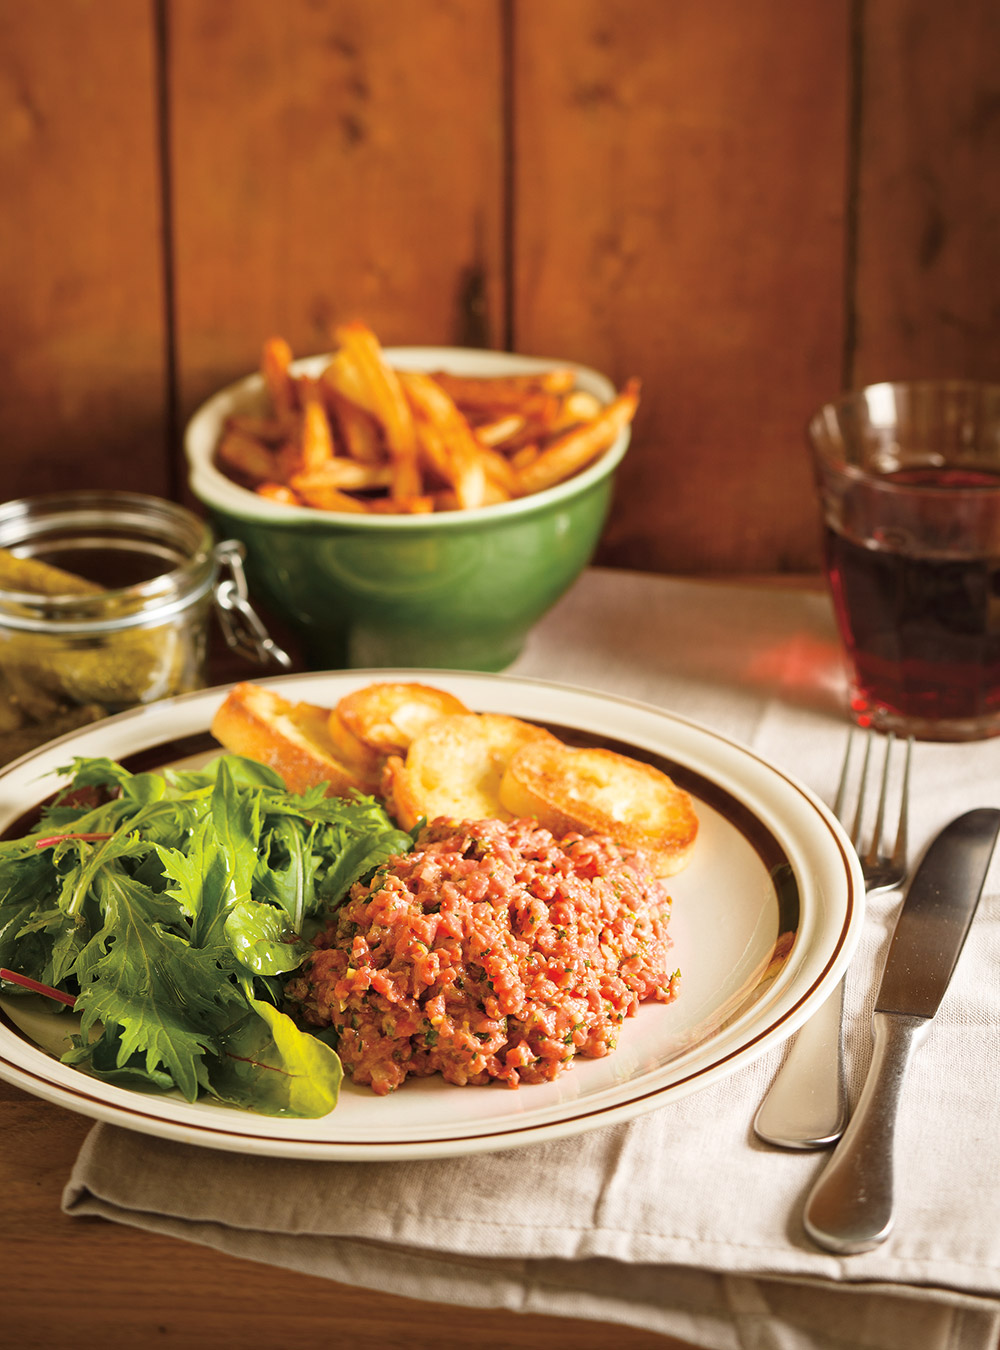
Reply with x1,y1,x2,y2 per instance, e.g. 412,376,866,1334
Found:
807,380,1000,741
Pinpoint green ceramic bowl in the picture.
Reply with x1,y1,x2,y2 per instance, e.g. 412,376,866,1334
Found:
185,347,630,671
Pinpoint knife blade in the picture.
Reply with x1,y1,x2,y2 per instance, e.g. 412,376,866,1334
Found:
803,807,1000,1254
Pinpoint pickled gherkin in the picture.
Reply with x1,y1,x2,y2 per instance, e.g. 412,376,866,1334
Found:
0,548,103,597
0,542,210,765
1,623,193,707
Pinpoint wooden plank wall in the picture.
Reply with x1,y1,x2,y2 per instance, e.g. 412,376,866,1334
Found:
0,1,170,498
1,0,998,575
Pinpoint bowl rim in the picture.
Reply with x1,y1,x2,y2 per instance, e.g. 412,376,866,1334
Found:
184,345,631,530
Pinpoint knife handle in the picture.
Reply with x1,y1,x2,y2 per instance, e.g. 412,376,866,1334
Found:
802,1011,929,1254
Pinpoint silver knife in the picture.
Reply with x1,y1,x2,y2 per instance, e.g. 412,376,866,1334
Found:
803,806,1000,1255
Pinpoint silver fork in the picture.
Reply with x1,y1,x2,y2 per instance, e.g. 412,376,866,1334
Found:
753,728,912,1150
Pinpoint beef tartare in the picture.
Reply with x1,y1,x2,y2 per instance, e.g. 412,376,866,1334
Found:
284,817,680,1095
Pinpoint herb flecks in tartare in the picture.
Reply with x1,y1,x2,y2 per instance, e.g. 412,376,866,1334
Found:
285,817,679,1096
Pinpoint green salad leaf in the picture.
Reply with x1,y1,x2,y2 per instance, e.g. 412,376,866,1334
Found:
0,753,412,1117
209,998,343,1117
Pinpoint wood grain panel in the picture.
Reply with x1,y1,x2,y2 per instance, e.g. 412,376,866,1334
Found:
0,0,168,501
4,2,998,576
167,0,505,427
511,0,851,574
851,0,1000,385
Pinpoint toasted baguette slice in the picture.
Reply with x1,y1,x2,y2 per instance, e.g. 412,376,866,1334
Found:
326,709,385,781
334,681,471,758
383,712,560,829
499,741,698,876
210,682,373,797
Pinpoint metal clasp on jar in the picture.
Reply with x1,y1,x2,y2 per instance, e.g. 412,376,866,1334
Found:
213,540,293,670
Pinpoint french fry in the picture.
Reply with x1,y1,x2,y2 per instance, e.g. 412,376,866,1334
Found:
432,481,511,510
552,389,603,428
408,415,455,489
214,325,641,516
431,369,577,405
287,476,369,513
216,426,281,485
271,381,335,481
399,370,488,511
465,389,564,428
415,419,489,510
326,388,384,464
321,350,374,415
510,444,540,471
225,413,290,445
256,482,300,505
514,380,640,496
474,442,517,494
473,413,526,446
298,376,336,472
334,323,422,499
489,391,600,455
479,413,560,457
261,337,298,422
290,462,392,494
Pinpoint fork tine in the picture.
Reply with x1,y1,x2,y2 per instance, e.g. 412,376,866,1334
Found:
890,736,913,867
838,727,911,890
833,727,854,822
848,729,873,850
864,731,895,867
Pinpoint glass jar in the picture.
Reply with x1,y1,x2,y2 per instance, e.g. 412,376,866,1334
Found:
0,491,289,754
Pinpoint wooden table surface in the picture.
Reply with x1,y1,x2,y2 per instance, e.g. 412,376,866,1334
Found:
0,1076,692,1348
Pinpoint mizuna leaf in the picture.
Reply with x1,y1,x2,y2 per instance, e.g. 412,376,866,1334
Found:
209,759,260,912
254,816,316,931
71,871,244,1101
153,816,232,945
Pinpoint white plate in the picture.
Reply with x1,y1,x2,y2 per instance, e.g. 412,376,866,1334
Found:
0,671,864,1160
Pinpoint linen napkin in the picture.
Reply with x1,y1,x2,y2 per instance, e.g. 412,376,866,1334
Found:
63,571,1000,1350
